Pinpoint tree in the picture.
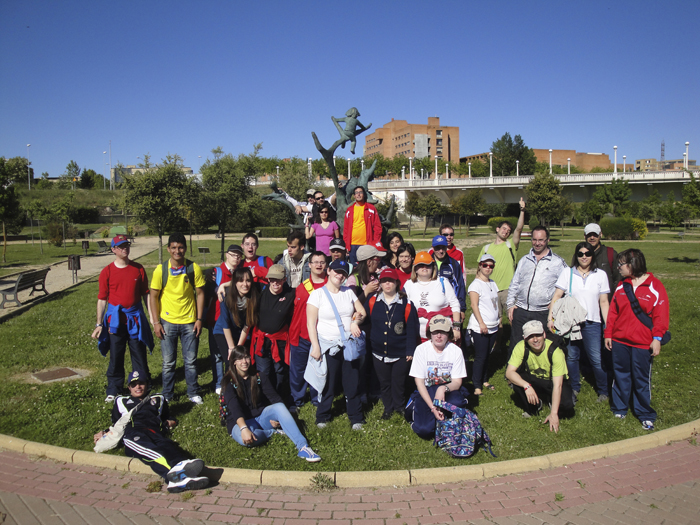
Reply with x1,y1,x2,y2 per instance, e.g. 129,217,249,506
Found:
24,201,47,253
682,173,700,220
593,177,632,216
0,158,23,262
37,172,52,190
79,168,98,189
451,189,486,233
3,156,34,187
200,146,257,260
277,157,315,202
660,191,682,230
123,154,191,263
405,193,444,236
524,171,563,226
490,132,537,177
48,193,75,249
59,160,81,190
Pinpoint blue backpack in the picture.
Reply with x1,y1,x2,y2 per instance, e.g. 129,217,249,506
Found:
433,399,496,458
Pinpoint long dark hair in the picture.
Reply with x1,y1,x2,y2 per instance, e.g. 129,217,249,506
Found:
225,267,260,328
571,241,598,271
355,259,377,286
383,232,404,266
221,346,260,406
315,202,333,224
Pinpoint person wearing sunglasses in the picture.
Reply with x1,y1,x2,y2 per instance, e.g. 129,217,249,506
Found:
547,241,610,404
305,202,339,256
583,223,621,300
467,254,501,396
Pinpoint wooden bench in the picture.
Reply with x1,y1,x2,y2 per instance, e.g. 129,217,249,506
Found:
0,267,51,309
96,240,110,253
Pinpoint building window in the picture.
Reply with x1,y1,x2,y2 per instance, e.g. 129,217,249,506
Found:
436,130,442,137
436,139,443,146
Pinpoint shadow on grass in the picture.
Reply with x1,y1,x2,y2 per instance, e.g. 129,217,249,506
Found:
667,256,699,264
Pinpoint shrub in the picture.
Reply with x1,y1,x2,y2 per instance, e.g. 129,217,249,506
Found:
630,218,648,240
68,206,100,224
600,217,641,240
256,226,290,238
529,216,540,230
486,217,519,232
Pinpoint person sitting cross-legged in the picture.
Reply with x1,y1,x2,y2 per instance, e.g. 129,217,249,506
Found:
93,371,209,493
505,320,574,433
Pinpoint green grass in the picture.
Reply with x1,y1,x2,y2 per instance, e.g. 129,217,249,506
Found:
0,238,698,472
0,241,108,272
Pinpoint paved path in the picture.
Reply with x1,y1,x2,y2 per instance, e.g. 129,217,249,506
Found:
1,438,698,524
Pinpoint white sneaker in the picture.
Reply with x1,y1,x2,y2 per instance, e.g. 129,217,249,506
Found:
215,387,222,395
189,395,203,405
352,423,363,431
105,395,116,403
166,476,209,493
316,422,328,429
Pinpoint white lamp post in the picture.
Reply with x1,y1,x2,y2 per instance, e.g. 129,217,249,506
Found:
516,160,519,177
103,151,107,190
613,146,618,174
489,152,493,179
567,158,571,175
421,168,424,179
347,158,351,178
26,144,31,190
623,155,626,173
683,153,687,170
401,166,405,180
332,155,336,167
468,162,471,178
685,142,690,169
361,159,364,171
549,149,552,174
409,157,413,179
276,165,279,176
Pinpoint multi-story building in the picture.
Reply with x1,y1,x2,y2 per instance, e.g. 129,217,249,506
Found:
636,158,696,171
111,164,194,183
363,117,459,163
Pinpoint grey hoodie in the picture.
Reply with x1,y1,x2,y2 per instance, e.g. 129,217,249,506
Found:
507,248,568,312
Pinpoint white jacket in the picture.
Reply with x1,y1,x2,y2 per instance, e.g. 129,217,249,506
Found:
551,295,588,341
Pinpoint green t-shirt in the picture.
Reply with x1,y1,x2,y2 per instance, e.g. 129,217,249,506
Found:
477,241,517,291
508,339,568,380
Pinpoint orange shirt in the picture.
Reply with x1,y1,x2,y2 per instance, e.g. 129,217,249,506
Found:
350,204,366,245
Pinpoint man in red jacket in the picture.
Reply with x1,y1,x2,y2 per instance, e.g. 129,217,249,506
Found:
343,186,382,265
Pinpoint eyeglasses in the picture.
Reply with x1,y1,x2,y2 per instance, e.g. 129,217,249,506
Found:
320,210,328,214
576,251,592,258
443,233,454,237
480,263,495,269
617,262,629,269
243,242,257,248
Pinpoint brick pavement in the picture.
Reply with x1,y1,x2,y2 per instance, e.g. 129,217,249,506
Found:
1,439,699,524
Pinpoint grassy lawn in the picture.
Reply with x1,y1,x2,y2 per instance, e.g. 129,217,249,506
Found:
0,237,698,472
0,241,108,272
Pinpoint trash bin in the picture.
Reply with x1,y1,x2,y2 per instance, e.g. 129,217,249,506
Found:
81,240,89,256
68,254,81,271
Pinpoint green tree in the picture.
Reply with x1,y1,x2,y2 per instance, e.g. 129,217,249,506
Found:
24,201,48,254
660,191,681,230
277,157,315,202
451,189,486,233
490,133,537,177
37,172,52,190
405,193,443,236
123,154,191,263
200,146,257,260
79,168,98,189
3,156,34,187
681,173,700,218
0,158,23,262
524,171,563,226
59,160,81,190
484,203,508,217
595,177,632,216
48,193,75,249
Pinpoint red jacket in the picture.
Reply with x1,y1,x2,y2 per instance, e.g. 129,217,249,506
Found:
604,273,669,349
343,202,382,247
288,277,328,346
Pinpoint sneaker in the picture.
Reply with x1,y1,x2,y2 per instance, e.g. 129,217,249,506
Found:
615,413,626,419
522,411,532,418
215,387,222,395
642,420,655,431
104,395,116,403
597,394,609,403
167,476,209,493
189,395,203,405
572,390,579,406
297,446,321,462
167,459,204,483
316,422,328,429
352,423,363,431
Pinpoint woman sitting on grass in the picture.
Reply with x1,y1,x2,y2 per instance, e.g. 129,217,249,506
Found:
221,346,321,462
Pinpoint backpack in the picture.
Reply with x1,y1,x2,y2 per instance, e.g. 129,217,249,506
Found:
160,259,196,294
484,240,515,267
517,334,567,379
433,399,496,458
368,295,411,324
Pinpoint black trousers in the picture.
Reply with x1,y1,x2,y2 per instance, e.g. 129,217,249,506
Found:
316,351,363,425
123,429,186,480
509,308,549,356
373,355,410,414
106,326,150,396
513,371,575,415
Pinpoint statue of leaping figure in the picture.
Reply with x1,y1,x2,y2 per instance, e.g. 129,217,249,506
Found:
332,107,371,155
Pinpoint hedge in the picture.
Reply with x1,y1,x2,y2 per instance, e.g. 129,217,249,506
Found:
256,226,291,238
487,216,519,232
600,217,647,240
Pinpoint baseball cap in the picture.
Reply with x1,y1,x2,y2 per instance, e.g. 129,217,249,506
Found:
127,370,147,384
306,189,316,196
329,238,347,252
584,223,602,236
356,245,383,262
111,235,130,248
328,259,350,275
373,241,388,252
379,268,399,281
226,244,243,255
266,264,286,280
428,315,451,333
432,235,448,248
414,251,434,266
479,254,496,264
522,320,545,339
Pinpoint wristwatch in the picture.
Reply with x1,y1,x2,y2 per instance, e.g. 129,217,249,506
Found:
444,385,450,393
95,323,103,328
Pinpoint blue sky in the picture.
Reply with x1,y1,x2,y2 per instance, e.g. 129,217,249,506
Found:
1,0,698,178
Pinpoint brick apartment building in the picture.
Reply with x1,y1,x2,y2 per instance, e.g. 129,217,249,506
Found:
363,117,459,163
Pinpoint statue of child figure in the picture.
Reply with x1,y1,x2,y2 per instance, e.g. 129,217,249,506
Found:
332,107,371,155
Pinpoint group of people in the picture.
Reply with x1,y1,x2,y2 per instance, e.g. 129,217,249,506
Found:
93,188,669,488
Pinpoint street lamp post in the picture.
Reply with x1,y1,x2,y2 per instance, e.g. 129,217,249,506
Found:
361,159,364,171
567,158,571,175
421,168,424,179
435,155,438,179
347,158,351,178
683,153,687,170
103,152,107,190
468,162,471,178
623,155,626,173
276,165,279,176
489,152,493,179
332,155,336,167
549,149,553,174
26,144,31,190
686,142,690,169
613,146,618,174
516,160,519,177
409,157,413,179
401,166,405,180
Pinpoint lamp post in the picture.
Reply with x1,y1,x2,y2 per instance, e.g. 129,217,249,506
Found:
567,158,571,175
623,155,626,173
516,160,519,177
361,159,364,171
435,156,438,179
683,153,687,170
468,162,471,178
613,146,618,174
489,152,493,179
347,158,351,178
401,166,405,180
549,149,552,174
276,165,279,176
332,155,336,167
409,157,413,179
421,168,424,179
686,142,690,169
103,151,107,190
26,144,31,190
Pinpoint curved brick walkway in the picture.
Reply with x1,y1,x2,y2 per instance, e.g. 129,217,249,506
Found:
1,439,699,524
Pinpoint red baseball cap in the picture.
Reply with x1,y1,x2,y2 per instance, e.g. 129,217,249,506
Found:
379,268,399,281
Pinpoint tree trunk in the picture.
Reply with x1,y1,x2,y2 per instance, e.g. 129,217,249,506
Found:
62,221,66,250
423,216,429,237
189,225,193,257
2,221,6,263
465,218,470,237
407,214,412,236
158,228,163,264
219,220,226,262
30,216,34,245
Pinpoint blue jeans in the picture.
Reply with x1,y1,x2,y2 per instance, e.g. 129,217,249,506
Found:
160,319,200,399
229,403,308,450
208,329,224,392
566,321,608,396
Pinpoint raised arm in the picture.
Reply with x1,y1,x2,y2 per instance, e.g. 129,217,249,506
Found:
512,198,526,250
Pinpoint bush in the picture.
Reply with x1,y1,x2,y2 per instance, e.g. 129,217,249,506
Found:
487,217,519,232
529,216,540,230
600,217,646,240
257,226,291,238
68,206,100,224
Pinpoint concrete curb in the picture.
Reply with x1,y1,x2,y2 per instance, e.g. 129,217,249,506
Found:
1,419,697,488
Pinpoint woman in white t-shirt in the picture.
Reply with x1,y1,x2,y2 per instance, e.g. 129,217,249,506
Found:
307,259,367,430
467,254,501,396
403,251,461,343
547,241,610,401
407,315,468,439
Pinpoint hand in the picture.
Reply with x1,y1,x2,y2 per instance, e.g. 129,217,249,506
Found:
650,339,661,357
544,412,560,433
547,320,555,332
525,385,539,406
406,356,413,362
93,431,106,444
294,205,303,215
363,281,379,295
452,326,461,342
91,326,102,340
479,321,488,335
431,405,444,421
460,311,466,322
241,427,257,445
508,306,516,323
154,323,165,340
519,197,526,211
350,323,362,338
605,337,612,351
217,284,226,302
194,320,202,337
310,345,322,361
166,420,178,429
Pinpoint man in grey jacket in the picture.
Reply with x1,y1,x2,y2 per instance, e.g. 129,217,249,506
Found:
507,226,568,355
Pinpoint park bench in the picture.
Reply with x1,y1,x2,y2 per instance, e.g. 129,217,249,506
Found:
96,240,110,253
0,267,51,309
677,232,685,240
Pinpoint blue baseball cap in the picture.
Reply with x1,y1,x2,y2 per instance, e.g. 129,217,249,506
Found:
432,235,448,248
127,370,148,384
111,235,130,248
328,259,350,275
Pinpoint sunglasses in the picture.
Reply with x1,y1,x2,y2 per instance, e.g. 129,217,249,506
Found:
480,263,495,269
576,251,592,258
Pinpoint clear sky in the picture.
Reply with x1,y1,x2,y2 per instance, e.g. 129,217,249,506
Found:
1,0,698,178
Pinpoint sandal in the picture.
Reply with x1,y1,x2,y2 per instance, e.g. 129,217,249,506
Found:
473,389,483,396
483,383,496,392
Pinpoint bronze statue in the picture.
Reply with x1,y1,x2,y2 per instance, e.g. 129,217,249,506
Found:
331,107,371,156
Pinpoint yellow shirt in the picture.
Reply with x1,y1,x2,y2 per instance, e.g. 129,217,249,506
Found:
150,260,206,324
508,339,568,380
351,204,367,245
